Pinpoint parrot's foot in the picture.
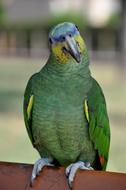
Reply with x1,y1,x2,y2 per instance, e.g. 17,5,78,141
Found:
30,157,54,186
66,161,93,188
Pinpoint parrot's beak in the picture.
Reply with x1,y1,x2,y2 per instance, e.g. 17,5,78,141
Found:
64,36,81,63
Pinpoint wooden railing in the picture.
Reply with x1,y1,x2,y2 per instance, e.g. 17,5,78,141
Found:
0,162,126,190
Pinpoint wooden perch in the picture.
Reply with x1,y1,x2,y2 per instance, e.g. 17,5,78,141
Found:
0,161,126,190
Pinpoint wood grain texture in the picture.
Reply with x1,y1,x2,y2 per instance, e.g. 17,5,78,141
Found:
0,162,126,190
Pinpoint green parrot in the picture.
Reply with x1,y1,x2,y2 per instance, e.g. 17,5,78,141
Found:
23,22,110,187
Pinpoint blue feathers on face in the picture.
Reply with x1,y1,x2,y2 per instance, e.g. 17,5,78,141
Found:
49,22,80,43
49,22,84,64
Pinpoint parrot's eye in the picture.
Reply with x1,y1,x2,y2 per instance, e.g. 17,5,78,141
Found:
75,25,79,31
61,36,65,41
49,37,53,44
68,33,72,37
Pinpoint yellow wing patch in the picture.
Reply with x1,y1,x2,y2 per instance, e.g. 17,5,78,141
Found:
84,100,89,122
27,95,34,120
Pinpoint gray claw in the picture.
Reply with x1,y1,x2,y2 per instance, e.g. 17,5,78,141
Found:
30,157,54,186
66,161,93,187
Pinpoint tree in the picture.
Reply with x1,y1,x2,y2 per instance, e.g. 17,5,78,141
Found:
0,1,4,25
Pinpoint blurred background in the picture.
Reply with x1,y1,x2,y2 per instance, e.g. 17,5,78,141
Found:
0,0,126,173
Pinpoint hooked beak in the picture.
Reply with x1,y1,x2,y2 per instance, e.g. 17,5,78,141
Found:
64,36,81,63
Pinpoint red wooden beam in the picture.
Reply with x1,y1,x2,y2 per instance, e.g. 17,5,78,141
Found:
0,162,126,190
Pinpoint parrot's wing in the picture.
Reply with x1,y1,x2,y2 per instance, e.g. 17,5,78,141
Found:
23,74,36,147
85,78,110,170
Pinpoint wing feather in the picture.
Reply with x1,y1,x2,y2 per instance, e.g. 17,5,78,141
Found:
86,78,110,170
23,75,36,147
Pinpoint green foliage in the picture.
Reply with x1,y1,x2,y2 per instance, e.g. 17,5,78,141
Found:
107,13,121,29
48,12,88,31
0,1,5,25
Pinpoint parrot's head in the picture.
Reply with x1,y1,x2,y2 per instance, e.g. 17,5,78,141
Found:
49,22,85,64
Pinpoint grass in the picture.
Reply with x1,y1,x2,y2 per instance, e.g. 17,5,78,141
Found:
0,57,126,173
